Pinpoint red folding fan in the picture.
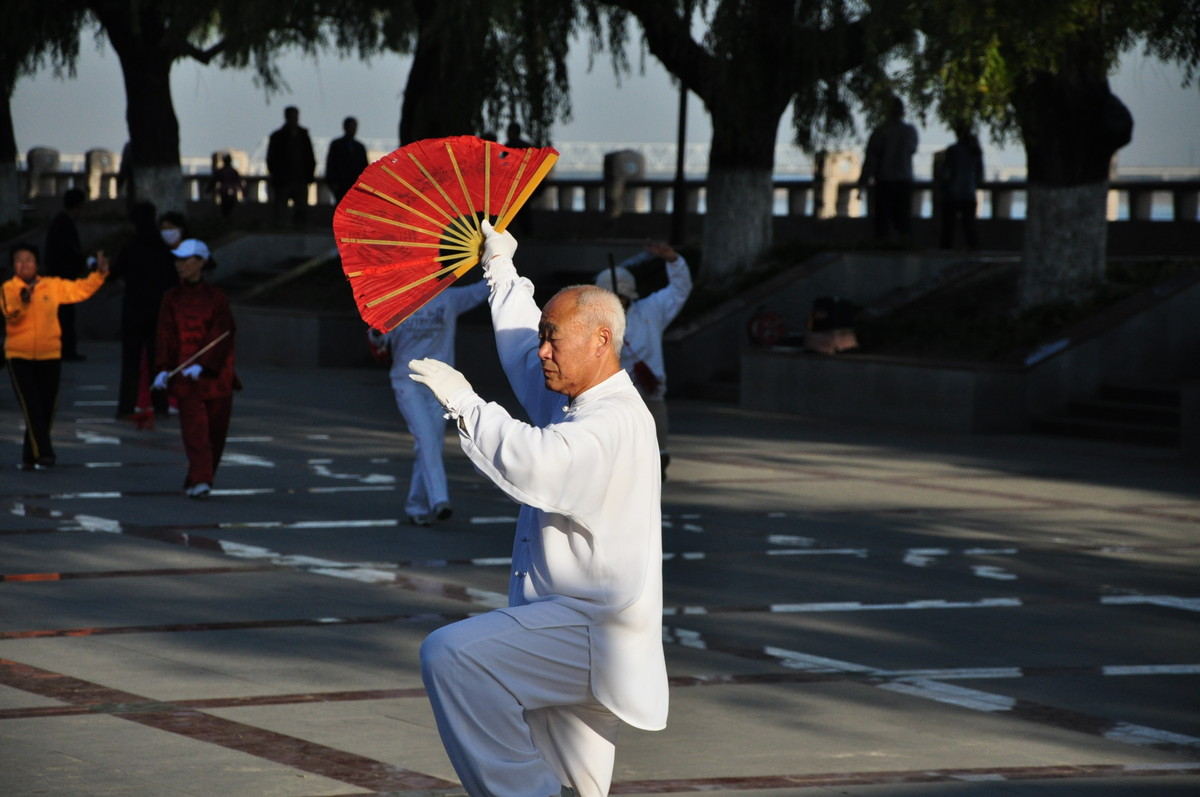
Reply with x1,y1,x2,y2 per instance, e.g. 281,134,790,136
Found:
333,135,559,331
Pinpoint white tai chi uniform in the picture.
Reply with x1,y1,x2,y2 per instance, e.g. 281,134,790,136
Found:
370,281,487,519
419,254,668,797
613,251,691,454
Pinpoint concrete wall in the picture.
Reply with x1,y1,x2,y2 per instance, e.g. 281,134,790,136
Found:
739,268,1200,437
666,251,966,394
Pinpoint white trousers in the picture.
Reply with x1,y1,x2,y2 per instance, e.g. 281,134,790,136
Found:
420,609,621,797
392,381,449,516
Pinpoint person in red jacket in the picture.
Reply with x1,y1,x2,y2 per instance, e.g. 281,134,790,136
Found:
152,239,237,498
3,243,108,468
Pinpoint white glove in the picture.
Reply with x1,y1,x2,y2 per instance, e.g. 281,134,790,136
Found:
408,358,473,409
480,219,517,264
182,364,203,380
152,370,169,391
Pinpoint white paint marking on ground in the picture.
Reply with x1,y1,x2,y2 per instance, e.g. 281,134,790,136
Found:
1104,664,1200,676
903,548,948,567
470,516,519,525
767,597,1022,613
226,436,273,442
51,492,121,499
768,534,815,546
879,679,1016,712
83,462,122,468
682,523,704,533
307,434,331,440
75,431,120,445
308,462,393,483
972,565,1018,580
221,453,276,468
73,400,117,406
1102,595,1200,612
1105,722,1200,748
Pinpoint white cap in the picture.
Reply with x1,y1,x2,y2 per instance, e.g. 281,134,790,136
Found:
595,266,638,300
171,239,210,260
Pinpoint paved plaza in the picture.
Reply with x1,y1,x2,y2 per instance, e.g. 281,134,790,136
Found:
1,341,1198,796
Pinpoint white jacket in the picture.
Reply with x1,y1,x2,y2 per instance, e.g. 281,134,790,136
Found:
438,255,669,731
618,252,692,400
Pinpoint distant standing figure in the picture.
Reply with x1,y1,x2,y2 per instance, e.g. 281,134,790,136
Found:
153,240,238,499
503,121,533,149
368,281,489,526
43,187,89,360
939,125,985,251
325,116,369,203
210,154,245,220
3,243,109,469
858,96,919,240
111,202,177,418
266,106,316,228
595,240,692,479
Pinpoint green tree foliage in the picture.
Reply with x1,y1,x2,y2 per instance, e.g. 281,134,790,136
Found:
897,0,1200,307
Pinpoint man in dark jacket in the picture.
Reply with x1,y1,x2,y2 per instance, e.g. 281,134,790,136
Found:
325,116,369,203
266,106,316,228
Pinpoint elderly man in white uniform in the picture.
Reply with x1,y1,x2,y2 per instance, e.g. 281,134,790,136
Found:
594,240,691,478
368,280,488,525
409,221,668,797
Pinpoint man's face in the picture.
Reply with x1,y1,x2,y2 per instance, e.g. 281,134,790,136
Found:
13,249,38,282
538,291,607,400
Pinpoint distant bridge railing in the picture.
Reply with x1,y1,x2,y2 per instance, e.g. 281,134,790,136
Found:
18,169,1200,223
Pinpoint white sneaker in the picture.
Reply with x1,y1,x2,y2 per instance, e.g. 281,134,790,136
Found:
186,482,211,499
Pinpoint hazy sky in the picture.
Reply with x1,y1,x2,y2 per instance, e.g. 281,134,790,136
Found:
12,36,1200,176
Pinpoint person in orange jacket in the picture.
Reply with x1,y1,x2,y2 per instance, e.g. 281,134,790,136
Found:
3,242,108,468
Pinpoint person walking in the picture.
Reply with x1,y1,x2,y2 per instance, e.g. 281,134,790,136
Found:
152,240,238,498
368,280,488,526
409,221,667,797
594,240,692,479
3,243,109,468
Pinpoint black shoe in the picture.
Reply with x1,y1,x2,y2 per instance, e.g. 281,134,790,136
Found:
36,455,56,468
434,502,454,522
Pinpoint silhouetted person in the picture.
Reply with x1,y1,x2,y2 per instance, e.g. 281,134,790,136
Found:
325,116,369,203
858,97,919,241
939,124,985,251
210,154,245,220
504,121,533,149
266,106,316,228
110,202,176,418
43,187,89,360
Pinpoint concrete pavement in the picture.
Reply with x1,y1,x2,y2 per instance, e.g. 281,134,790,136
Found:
1,341,1198,796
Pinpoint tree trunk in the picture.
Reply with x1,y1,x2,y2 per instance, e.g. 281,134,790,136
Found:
95,9,186,216
398,0,489,145
1011,57,1132,309
0,84,20,228
701,109,780,285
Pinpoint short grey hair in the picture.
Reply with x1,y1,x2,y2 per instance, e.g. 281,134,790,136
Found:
556,284,625,351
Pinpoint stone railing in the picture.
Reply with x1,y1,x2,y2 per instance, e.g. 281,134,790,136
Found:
18,166,1200,223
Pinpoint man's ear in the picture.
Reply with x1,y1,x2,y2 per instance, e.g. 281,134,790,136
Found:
595,326,613,355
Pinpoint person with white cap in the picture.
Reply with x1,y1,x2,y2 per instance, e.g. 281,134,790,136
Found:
152,239,238,498
594,239,692,479
367,279,489,526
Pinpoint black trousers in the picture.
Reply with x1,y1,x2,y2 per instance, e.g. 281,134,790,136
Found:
7,357,61,465
118,319,168,416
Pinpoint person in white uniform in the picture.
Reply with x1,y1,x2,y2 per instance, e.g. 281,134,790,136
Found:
369,280,488,525
594,240,691,478
408,221,668,797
